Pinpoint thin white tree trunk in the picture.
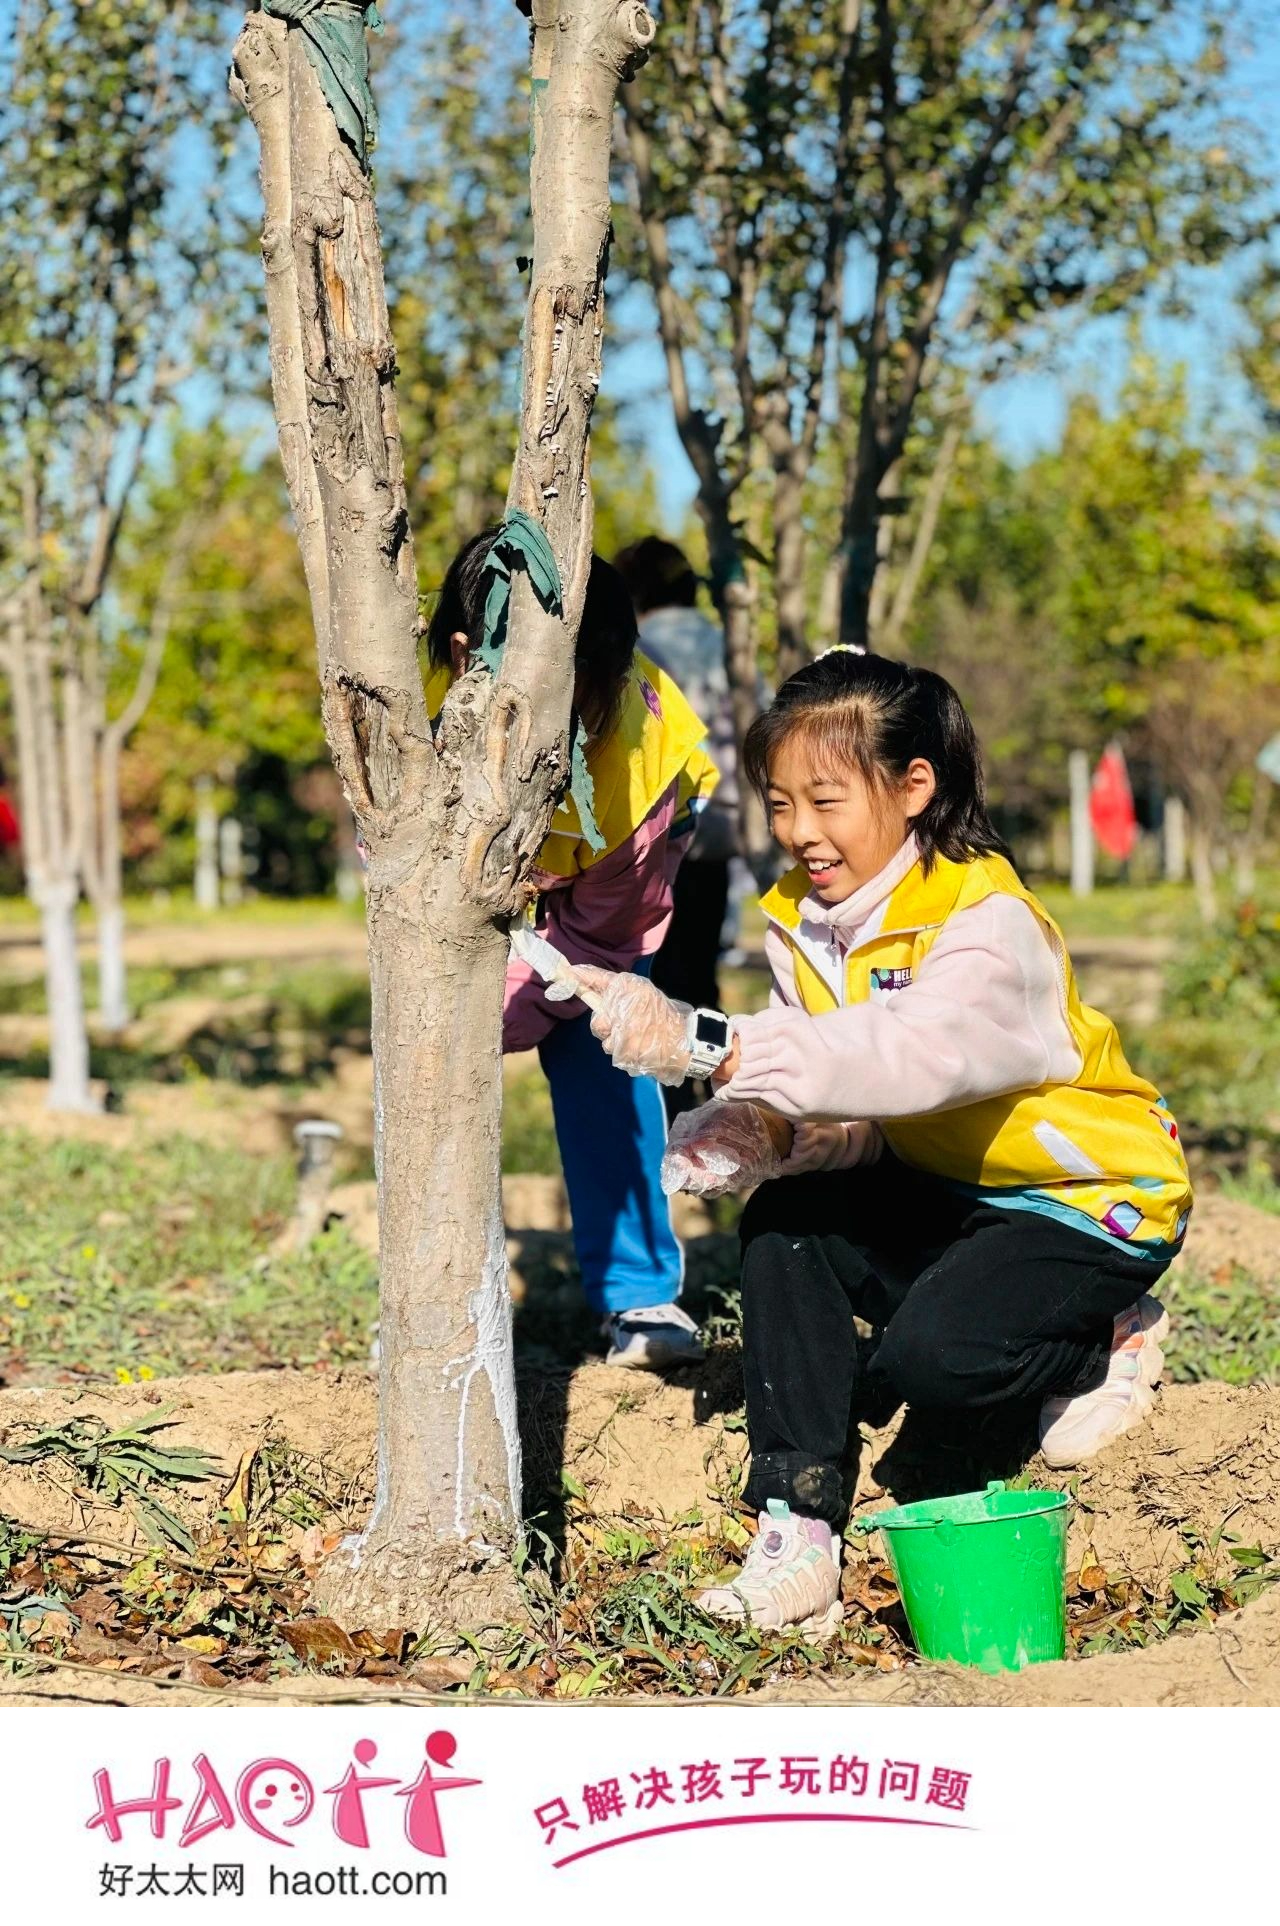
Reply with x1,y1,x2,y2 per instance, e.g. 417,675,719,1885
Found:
36,879,94,1111
219,816,244,907
194,778,219,910
94,732,129,1032
91,551,178,1034
96,902,128,1035
1189,817,1217,926
1162,794,1187,885
1069,748,1094,897
4,588,97,1110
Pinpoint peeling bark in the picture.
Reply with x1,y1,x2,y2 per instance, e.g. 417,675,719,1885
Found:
233,0,651,1633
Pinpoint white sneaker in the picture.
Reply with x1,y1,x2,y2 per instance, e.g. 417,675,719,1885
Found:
696,1500,844,1637
601,1303,705,1369
1039,1295,1170,1469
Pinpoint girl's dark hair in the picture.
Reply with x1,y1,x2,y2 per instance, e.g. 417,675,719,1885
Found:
743,649,1010,874
426,528,637,742
612,535,700,613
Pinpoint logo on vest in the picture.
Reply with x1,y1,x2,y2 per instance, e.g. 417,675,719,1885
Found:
870,966,913,1002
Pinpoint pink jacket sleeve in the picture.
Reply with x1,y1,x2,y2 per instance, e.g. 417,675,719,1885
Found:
721,896,1082,1123
503,782,680,1053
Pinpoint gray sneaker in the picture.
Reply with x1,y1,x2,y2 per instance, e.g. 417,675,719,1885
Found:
602,1303,705,1370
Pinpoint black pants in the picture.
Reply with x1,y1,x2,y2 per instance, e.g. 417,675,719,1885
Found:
651,856,730,1126
739,1155,1170,1525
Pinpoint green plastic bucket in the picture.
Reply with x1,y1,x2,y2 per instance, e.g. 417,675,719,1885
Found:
853,1480,1071,1673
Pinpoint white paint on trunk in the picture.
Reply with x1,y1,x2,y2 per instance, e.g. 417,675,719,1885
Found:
1069,749,1094,897
37,879,95,1113
1162,796,1187,885
444,1198,523,1543
97,900,128,1032
219,816,244,907
194,780,219,911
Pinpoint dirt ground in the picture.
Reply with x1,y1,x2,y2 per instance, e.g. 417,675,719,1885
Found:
1,915,1275,1707
0,911,370,984
2,1362,1278,1707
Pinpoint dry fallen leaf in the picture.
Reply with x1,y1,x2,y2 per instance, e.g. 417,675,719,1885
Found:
407,1654,477,1692
298,1527,346,1573
279,1617,359,1667
32,1611,76,1643
180,1656,226,1689
75,1587,121,1632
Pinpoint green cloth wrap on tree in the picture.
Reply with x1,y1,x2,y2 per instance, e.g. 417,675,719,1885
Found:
263,0,383,170
478,513,605,854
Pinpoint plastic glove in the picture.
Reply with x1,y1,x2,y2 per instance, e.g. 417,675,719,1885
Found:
778,1120,884,1176
660,1100,790,1198
568,965,693,1086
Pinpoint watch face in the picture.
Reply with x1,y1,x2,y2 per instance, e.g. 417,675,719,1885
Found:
694,1012,730,1049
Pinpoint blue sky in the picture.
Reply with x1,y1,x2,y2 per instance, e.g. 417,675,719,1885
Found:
146,1,1280,522
604,14,1280,527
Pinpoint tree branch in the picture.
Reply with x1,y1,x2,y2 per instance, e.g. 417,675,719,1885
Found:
880,411,964,651
798,0,864,467
888,2,1044,459
620,85,732,510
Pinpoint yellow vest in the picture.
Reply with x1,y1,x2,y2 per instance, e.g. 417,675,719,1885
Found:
424,651,719,881
760,851,1192,1256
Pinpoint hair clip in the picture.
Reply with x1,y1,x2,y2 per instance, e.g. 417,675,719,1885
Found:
815,642,868,660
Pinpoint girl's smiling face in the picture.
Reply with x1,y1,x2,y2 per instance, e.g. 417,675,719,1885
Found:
765,737,937,902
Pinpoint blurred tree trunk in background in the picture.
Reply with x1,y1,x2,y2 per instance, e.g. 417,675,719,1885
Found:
0,1,236,1084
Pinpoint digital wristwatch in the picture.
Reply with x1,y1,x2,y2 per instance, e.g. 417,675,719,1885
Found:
685,1007,733,1080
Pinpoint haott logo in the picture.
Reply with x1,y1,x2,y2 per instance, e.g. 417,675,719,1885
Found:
87,1732,480,1858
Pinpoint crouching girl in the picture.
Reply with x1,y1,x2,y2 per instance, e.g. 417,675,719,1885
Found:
562,648,1192,1634
426,531,719,1368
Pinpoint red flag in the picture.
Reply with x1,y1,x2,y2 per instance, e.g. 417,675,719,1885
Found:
1089,743,1137,860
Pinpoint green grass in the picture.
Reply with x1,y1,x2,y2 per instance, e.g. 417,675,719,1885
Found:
1037,878,1205,942
0,1133,378,1383
1127,1015,1280,1150
1164,1263,1280,1387
0,892,366,934
1039,871,1280,945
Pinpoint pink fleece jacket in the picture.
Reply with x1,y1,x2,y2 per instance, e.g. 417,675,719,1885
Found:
503,782,681,1052
718,834,1082,1165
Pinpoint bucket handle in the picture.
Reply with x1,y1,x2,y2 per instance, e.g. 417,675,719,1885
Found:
851,1481,1006,1537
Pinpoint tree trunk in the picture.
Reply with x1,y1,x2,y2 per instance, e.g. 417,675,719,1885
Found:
96,903,128,1035
865,458,901,643
1234,779,1271,898
772,458,808,685
4,599,97,1111
194,777,219,911
1188,815,1217,926
1068,748,1094,898
881,419,963,653
837,453,880,650
94,734,129,1032
705,511,771,881
36,879,94,1111
1162,794,1188,885
233,0,652,1632
88,557,175,1037
219,816,244,907
695,494,771,876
